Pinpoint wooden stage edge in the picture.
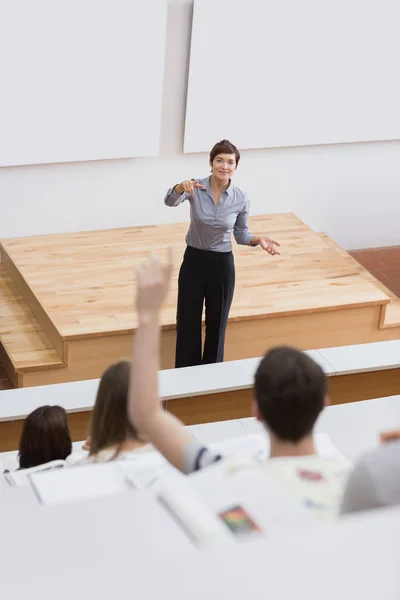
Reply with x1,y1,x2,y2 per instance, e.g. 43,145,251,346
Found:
0,214,399,388
15,305,400,388
0,370,399,452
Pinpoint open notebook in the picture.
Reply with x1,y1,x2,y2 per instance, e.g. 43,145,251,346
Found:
28,432,350,509
4,460,66,488
29,456,179,505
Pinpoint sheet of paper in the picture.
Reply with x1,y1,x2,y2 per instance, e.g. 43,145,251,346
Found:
30,463,132,505
210,434,268,462
211,432,350,464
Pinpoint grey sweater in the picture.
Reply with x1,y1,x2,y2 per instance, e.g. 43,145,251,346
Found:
340,440,400,514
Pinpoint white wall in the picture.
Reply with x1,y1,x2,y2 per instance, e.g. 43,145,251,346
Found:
0,0,168,167
0,0,399,250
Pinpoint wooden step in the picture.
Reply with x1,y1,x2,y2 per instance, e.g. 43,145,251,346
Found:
0,265,65,387
382,301,400,328
1,245,65,359
318,233,400,329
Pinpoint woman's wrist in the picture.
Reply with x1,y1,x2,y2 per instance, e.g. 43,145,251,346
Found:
250,236,260,246
173,183,184,194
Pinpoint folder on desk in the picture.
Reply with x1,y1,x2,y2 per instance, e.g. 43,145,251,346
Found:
156,459,313,547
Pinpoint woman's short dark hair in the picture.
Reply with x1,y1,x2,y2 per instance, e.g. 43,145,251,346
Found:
18,405,72,469
89,360,139,458
209,139,240,167
254,346,327,443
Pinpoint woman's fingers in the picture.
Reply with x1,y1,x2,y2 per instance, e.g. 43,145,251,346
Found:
182,180,204,195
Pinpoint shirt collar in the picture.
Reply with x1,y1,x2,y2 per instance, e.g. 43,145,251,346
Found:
199,176,234,198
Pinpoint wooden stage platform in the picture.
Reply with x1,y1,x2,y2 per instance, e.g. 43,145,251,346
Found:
0,213,399,388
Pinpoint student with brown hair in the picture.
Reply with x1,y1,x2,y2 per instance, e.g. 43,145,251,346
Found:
81,360,149,464
164,139,280,368
18,406,72,469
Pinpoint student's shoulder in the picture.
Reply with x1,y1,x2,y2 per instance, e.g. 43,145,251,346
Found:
356,440,400,476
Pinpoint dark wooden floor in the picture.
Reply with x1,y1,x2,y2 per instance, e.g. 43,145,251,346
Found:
350,246,400,299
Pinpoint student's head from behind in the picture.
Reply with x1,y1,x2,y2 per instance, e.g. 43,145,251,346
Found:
19,405,72,469
89,360,140,457
209,139,240,183
253,346,327,443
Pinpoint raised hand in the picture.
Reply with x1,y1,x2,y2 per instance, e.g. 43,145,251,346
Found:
380,429,400,444
175,180,205,196
136,249,174,317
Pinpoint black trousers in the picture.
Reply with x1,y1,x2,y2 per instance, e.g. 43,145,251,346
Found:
175,245,235,368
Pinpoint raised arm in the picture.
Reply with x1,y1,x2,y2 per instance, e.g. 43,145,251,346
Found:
128,251,194,472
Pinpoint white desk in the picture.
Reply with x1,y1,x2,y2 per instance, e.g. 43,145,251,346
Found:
0,378,99,422
316,395,400,460
0,339,398,424
0,483,38,510
0,491,398,599
189,394,400,461
0,491,193,571
194,508,400,600
0,352,331,422
317,340,400,375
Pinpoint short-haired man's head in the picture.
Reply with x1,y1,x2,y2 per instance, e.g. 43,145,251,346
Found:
209,139,240,168
254,346,327,443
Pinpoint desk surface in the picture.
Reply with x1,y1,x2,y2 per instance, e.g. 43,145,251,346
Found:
187,394,400,462
0,489,398,599
1,394,400,599
0,489,194,563
0,339,399,422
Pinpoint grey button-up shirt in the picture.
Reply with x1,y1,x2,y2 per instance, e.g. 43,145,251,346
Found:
164,176,254,253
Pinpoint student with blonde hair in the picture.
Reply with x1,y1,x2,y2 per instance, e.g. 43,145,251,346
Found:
81,361,149,464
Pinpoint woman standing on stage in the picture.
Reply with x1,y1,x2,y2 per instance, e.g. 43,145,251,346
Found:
164,139,280,368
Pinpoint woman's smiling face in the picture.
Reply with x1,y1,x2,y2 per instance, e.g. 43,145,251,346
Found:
210,153,237,183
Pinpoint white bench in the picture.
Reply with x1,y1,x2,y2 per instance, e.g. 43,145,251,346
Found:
0,339,399,452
